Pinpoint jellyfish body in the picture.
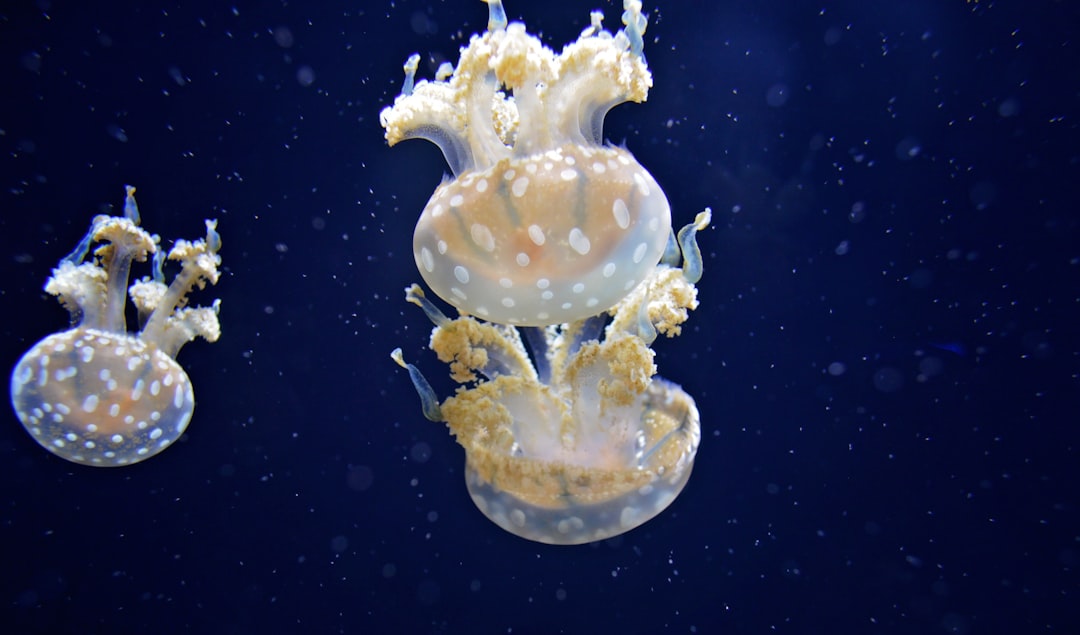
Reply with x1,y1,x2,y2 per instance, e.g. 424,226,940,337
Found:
381,0,670,326
393,210,710,545
10,186,222,467
383,1,709,544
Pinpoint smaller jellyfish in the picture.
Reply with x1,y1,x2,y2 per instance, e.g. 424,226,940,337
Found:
10,186,223,467
394,211,710,545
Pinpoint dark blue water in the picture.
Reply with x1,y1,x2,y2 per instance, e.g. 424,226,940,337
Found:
1,1,1076,632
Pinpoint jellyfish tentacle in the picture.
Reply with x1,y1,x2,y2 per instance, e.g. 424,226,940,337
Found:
392,348,444,422
622,0,648,59
405,283,450,327
678,209,712,284
484,0,507,33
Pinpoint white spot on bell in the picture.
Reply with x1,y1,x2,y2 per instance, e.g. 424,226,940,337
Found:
528,225,545,246
612,199,630,229
568,228,590,255
420,247,435,272
633,171,651,196
512,177,529,198
470,223,495,252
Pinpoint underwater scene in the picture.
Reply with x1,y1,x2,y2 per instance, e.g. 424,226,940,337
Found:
1,0,1077,632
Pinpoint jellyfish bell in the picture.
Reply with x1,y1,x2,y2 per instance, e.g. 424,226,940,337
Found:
414,143,672,326
435,337,701,545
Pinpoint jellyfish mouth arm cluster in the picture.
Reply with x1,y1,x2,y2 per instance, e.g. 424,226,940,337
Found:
380,0,652,176
10,186,223,467
45,186,156,334
133,219,223,358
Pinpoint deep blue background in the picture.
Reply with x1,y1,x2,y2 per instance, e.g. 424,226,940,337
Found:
1,0,1077,633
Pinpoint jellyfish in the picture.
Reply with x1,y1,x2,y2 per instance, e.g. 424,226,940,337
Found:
9,186,223,467
382,0,709,544
380,0,670,326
